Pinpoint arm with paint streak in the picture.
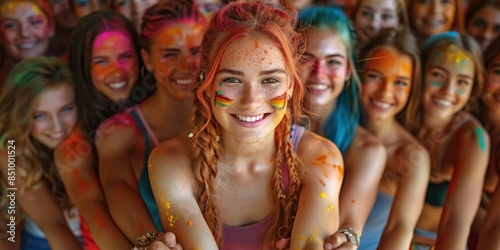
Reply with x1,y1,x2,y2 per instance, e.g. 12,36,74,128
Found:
289,131,343,249
149,137,219,249
54,127,132,249
378,144,430,249
477,180,500,248
340,127,387,236
0,153,82,250
97,115,159,245
435,123,490,249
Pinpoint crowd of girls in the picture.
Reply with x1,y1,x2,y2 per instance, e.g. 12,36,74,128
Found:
0,0,499,249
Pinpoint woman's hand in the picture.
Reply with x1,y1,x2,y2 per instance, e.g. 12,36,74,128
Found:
276,232,357,250
133,232,183,250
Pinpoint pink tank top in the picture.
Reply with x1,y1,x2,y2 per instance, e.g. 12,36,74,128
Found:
221,125,305,249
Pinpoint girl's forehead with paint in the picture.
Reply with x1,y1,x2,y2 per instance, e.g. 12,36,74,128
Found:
366,47,413,80
153,22,204,49
219,35,285,70
427,45,474,76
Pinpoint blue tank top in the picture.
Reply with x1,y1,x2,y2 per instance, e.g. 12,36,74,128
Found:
358,190,394,250
128,107,163,232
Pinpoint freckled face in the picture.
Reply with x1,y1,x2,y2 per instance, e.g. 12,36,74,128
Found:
354,0,399,43
142,22,204,101
361,46,413,121
90,31,139,102
0,2,54,62
113,0,156,31
422,46,475,120
410,0,456,39
212,34,293,143
300,28,349,109
31,84,78,149
466,6,500,51
483,54,500,116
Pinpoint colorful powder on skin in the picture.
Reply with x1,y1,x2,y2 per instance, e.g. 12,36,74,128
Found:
254,39,260,49
333,164,344,178
313,155,328,166
94,206,107,230
455,87,467,95
270,92,287,110
319,178,326,187
214,92,234,107
326,205,333,212
320,192,327,199
187,220,193,227
429,80,443,88
474,127,487,151
351,199,356,204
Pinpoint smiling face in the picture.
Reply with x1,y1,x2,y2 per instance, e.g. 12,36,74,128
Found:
114,0,157,31
31,84,78,149
141,22,204,101
484,54,500,116
212,33,293,143
422,45,475,120
0,1,54,62
90,30,139,102
411,0,456,39
361,46,413,122
300,28,349,109
466,6,500,51
354,0,399,43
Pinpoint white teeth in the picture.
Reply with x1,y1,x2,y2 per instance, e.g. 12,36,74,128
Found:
424,19,442,26
309,84,329,91
372,100,392,109
175,79,193,85
109,81,126,89
19,42,36,49
235,114,264,122
433,98,452,107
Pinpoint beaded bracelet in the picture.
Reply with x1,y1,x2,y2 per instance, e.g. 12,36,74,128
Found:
136,232,158,247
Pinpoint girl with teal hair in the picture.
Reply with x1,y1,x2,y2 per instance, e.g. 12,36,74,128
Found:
295,6,387,248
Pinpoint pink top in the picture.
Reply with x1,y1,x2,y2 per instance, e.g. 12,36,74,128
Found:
221,125,305,249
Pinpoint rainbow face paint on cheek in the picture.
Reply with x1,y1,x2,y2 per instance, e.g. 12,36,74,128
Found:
214,87,234,107
455,86,467,95
269,92,287,110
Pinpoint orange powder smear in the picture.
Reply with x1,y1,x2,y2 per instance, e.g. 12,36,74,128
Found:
187,220,193,227
313,155,328,166
333,164,344,177
319,178,326,187
351,199,356,204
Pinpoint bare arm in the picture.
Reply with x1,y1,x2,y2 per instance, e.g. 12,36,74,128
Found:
378,145,430,249
341,127,387,235
435,125,490,249
54,128,132,249
0,153,82,250
149,138,219,249
477,181,500,248
97,116,159,245
289,131,344,249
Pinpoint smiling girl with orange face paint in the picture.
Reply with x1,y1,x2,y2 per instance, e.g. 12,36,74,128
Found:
356,29,431,250
96,2,205,249
410,32,490,250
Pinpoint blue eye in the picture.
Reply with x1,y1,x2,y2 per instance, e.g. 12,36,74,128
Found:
62,105,75,112
33,113,45,120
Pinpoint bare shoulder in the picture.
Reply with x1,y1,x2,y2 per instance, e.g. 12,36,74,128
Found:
395,126,430,171
453,114,490,150
297,130,343,166
95,111,140,151
350,126,386,156
149,136,192,171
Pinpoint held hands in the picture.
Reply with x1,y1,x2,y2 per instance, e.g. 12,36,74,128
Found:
132,232,183,250
275,232,357,250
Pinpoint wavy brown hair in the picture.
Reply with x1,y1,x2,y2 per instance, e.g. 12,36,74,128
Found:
0,57,74,220
192,0,305,247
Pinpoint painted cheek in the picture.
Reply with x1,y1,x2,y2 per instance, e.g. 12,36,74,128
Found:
92,64,113,81
269,92,287,110
455,85,468,95
214,91,234,107
428,80,444,88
